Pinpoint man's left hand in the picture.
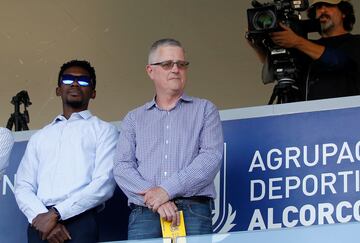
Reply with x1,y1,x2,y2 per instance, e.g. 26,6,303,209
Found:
32,210,58,240
270,22,301,48
47,223,71,243
157,201,180,227
140,187,170,212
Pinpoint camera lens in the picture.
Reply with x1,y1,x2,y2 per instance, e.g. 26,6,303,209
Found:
252,10,277,31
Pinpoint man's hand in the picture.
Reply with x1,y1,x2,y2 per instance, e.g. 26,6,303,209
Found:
157,201,180,227
31,210,58,240
270,22,302,48
270,22,325,60
139,186,170,212
47,223,71,243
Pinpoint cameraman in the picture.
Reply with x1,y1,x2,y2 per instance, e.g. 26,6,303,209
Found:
250,0,360,100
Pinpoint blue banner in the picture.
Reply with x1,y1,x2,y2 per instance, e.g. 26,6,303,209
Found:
222,107,360,231
2,99,360,242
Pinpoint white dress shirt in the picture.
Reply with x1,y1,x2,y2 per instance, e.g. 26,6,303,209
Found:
0,127,14,179
15,110,118,223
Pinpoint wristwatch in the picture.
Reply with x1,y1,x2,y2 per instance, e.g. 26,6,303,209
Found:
50,207,61,221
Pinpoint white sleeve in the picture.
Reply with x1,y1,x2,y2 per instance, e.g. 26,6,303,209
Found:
14,133,48,223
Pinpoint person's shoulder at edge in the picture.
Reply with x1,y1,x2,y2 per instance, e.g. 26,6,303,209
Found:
0,127,14,156
0,127,14,140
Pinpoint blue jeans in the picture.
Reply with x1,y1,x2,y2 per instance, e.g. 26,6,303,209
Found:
127,197,213,240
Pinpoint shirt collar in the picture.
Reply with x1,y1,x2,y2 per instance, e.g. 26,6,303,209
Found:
51,110,93,124
145,93,193,110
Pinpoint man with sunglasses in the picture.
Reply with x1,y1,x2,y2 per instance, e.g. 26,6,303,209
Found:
114,38,224,240
15,60,118,243
249,0,360,100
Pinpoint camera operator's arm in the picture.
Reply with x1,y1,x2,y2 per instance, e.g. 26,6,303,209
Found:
270,22,325,60
245,31,267,63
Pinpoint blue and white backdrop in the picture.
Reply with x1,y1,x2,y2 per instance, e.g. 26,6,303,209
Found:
2,96,360,242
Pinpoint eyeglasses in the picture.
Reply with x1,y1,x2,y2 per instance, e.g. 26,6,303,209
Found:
61,74,91,87
150,60,190,70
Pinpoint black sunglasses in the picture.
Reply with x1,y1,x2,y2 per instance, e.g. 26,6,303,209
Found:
61,74,91,87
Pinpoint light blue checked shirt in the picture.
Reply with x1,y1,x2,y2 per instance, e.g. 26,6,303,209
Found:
114,94,223,206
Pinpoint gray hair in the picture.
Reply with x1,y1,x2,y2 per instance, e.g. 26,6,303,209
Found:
148,38,184,64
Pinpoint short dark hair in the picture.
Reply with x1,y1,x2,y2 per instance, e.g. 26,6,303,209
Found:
307,1,356,31
148,38,184,64
58,60,96,89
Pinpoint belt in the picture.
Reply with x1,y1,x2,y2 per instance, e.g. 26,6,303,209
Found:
173,196,211,203
129,196,212,209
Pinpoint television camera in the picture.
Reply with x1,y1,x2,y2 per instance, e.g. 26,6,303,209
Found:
247,0,319,104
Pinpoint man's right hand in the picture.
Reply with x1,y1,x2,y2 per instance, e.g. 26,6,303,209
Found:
140,186,170,212
157,201,180,227
31,210,58,240
47,223,71,243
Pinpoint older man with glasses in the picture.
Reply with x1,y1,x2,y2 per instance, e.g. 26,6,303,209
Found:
114,38,224,240
0,127,14,180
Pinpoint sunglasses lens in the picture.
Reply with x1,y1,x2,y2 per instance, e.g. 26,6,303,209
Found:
62,79,74,85
78,81,90,86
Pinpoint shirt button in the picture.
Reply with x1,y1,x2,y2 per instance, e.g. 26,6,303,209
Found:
166,125,169,129
164,171,167,176
165,155,168,159
165,140,169,144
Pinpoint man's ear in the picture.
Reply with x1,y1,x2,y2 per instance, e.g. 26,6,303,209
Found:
55,86,61,96
146,64,153,78
91,90,96,99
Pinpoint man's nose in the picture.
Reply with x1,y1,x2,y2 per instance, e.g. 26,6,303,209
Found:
71,80,80,87
171,63,180,73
